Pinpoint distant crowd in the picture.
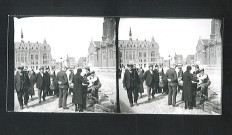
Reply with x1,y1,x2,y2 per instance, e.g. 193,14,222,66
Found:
14,66,101,112
120,64,211,109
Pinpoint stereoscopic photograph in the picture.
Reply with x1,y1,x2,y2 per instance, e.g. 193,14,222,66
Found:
13,17,117,113
118,18,222,115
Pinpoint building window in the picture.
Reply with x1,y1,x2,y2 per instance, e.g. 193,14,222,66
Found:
44,46,46,50
21,54,24,63
144,64,146,68
144,59,146,62
152,44,154,47
43,53,47,59
139,52,142,57
143,52,146,57
126,51,129,59
35,55,38,60
31,55,33,60
151,51,155,57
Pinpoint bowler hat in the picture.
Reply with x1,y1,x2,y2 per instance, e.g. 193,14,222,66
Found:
39,67,44,70
127,64,133,67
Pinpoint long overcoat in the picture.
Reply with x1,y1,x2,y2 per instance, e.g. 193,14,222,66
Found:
72,73,89,104
123,69,140,89
29,74,36,95
137,72,144,93
182,70,196,102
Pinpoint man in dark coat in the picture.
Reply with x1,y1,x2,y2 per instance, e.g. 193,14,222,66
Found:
82,67,91,110
123,64,140,107
183,66,198,109
166,64,178,107
192,65,200,107
143,65,156,100
44,67,51,96
153,64,160,93
72,68,89,112
35,67,47,103
57,66,69,109
14,66,30,109
68,69,74,95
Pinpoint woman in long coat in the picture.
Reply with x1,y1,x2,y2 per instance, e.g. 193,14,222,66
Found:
72,68,89,112
182,66,197,109
137,68,144,98
28,70,36,100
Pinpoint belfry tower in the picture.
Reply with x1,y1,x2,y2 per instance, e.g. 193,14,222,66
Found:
129,27,132,41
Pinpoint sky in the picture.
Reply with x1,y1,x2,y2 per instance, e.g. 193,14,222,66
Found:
14,17,103,61
119,18,212,59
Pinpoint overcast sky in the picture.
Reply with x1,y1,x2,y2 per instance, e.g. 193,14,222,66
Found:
14,17,103,61
119,18,212,59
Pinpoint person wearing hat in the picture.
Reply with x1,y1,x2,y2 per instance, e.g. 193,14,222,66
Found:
153,64,160,93
123,64,140,107
57,66,69,109
89,71,101,102
197,68,211,104
44,67,51,96
35,67,47,103
166,64,178,107
72,68,90,112
182,65,198,109
143,64,156,100
68,69,75,95
14,66,30,109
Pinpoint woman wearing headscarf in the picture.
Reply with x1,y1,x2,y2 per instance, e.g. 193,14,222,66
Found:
72,68,89,112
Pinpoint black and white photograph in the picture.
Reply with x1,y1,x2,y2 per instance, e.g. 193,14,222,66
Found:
13,17,117,113
118,18,222,115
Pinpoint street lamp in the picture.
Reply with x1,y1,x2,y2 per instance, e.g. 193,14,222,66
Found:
168,55,170,67
60,57,62,68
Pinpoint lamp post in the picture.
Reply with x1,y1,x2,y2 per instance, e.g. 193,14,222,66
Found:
60,57,62,68
168,55,170,67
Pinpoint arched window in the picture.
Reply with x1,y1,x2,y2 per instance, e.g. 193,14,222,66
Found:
44,46,46,49
151,51,155,57
43,53,47,59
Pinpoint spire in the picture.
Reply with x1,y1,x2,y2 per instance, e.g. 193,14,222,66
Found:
21,29,24,42
129,27,132,41
152,36,155,41
43,38,47,44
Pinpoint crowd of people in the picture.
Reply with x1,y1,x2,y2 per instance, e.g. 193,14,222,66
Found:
121,64,211,109
14,66,101,112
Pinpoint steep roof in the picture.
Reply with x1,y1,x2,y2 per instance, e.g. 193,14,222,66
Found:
92,41,101,48
201,39,210,45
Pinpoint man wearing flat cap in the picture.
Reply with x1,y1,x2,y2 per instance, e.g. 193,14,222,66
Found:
35,67,47,103
14,66,30,109
123,64,140,107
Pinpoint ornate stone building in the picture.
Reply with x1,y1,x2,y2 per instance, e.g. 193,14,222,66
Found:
196,19,222,66
87,17,116,68
14,30,52,70
118,28,160,68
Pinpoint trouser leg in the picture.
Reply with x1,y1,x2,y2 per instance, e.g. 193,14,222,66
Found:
133,87,138,103
58,88,63,107
95,88,99,101
17,91,23,107
168,85,173,105
62,89,68,108
82,93,87,109
147,86,151,99
23,89,29,105
152,86,156,96
172,86,177,105
127,88,133,104
38,89,42,102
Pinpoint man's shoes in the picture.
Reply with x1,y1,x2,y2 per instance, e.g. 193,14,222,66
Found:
43,98,46,101
148,98,151,101
152,95,155,98
135,102,139,106
63,107,69,109
58,106,62,108
172,104,177,107
25,105,29,108
130,103,133,107
39,101,41,104
20,106,23,110
75,108,78,112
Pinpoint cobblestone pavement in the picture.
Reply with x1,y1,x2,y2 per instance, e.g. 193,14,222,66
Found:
119,78,218,115
14,71,116,113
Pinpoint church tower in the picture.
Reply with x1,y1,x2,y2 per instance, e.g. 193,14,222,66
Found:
21,29,24,43
129,27,132,41
102,17,115,43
